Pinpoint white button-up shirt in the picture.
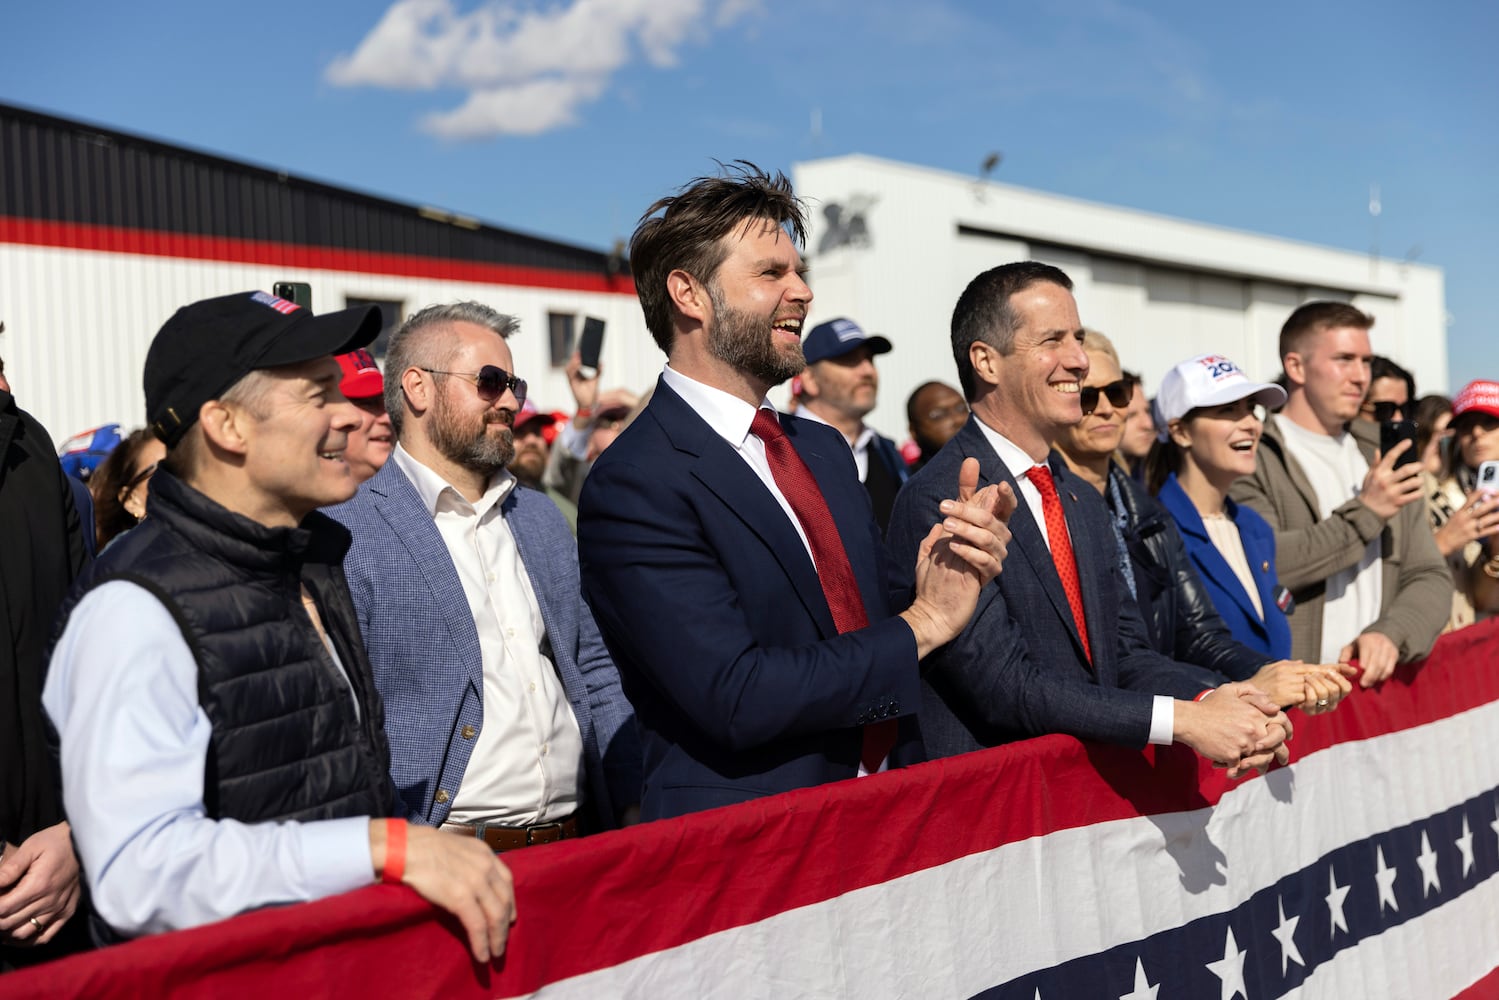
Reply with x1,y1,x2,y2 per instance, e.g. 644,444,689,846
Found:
391,445,583,825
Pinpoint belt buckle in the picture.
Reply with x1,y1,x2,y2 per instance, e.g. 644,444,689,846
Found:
526,822,564,846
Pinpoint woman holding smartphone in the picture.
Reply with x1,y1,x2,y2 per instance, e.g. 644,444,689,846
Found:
1425,380,1499,630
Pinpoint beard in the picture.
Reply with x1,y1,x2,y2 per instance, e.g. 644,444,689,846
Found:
706,283,805,387
508,440,547,485
431,386,515,475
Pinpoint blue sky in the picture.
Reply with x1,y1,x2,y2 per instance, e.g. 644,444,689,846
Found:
5,0,1496,390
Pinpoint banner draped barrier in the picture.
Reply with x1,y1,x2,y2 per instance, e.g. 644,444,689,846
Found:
10,619,1499,999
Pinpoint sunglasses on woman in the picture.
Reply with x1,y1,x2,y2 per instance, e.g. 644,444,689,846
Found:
1079,377,1135,416
421,365,528,406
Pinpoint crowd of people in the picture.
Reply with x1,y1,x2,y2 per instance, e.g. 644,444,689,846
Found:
3,162,1496,974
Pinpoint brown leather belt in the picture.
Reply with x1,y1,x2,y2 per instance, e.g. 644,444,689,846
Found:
442,816,579,852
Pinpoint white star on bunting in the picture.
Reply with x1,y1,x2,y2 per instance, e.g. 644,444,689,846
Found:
1271,895,1305,975
1326,866,1351,937
1456,815,1475,877
1416,831,1441,896
1205,926,1248,1000
1118,957,1159,1000
1375,845,1400,913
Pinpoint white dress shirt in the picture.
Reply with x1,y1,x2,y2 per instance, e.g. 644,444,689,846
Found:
795,406,878,483
973,418,1175,745
661,365,814,562
43,582,374,937
391,446,583,825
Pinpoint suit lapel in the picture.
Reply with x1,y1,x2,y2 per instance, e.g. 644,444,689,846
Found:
651,383,837,637
954,422,1092,666
1162,479,1269,640
367,461,486,693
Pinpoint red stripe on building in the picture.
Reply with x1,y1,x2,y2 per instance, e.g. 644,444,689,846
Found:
0,217,636,296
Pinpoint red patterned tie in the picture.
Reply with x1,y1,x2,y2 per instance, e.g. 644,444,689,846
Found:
1024,465,1092,664
750,409,897,772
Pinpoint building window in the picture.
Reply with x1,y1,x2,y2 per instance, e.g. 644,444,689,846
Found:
548,312,576,368
346,297,404,359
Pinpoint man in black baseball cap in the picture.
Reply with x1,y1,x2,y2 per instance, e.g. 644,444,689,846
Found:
43,290,517,962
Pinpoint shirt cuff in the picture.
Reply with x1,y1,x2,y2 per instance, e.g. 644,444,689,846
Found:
297,816,377,899
560,422,588,460
1148,695,1175,746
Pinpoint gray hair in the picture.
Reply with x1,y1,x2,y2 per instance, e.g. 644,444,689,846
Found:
384,301,520,436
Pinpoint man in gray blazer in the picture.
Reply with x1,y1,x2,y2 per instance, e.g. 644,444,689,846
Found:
888,263,1289,775
329,302,639,849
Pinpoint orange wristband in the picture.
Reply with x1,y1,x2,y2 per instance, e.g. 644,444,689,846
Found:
381,819,407,885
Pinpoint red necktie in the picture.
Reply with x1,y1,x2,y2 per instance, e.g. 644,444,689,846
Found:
1024,465,1092,664
750,409,897,772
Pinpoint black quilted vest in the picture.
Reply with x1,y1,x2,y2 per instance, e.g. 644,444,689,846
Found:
55,470,397,824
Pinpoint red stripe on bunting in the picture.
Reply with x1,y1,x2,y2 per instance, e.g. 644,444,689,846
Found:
9,619,1499,999
0,216,636,295
1453,967,1499,999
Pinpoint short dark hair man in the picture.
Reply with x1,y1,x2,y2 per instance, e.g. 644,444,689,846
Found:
578,163,1011,820
906,380,969,475
888,263,1290,772
43,292,514,962
792,318,909,530
1229,302,1448,682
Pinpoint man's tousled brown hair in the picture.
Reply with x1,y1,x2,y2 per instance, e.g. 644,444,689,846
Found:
630,161,807,354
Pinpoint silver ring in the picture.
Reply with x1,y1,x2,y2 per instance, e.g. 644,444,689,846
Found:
1316,699,1329,708
28,916,42,930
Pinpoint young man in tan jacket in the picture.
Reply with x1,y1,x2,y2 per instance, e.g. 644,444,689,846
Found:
1230,302,1448,684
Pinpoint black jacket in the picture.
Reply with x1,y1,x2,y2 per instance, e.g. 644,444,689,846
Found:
56,470,398,825
1108,464,1270,680
0,392,87,846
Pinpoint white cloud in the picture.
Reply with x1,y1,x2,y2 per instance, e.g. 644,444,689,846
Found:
326,0,760,138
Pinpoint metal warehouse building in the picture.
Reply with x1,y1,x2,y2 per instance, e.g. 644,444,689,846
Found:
1,105,1450,450
794,155,1448,440
0,102,654,442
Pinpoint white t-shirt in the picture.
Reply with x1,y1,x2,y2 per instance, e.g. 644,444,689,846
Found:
1274,416,1383,662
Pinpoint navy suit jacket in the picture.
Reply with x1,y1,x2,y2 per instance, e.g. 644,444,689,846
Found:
886,417,1220,759
577,377,922,821
1158,474,1293,661
327,461,640,829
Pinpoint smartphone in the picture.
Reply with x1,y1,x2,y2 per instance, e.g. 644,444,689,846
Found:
1380,419,1418,467
578,317,606,379
1478,460,1499,492
272,281,313,311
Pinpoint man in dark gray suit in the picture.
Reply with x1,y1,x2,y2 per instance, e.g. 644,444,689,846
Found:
887,263,1290,775
328,302,639,848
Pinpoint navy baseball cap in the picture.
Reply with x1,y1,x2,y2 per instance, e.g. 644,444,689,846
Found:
144,291,382,447
802,318,892,365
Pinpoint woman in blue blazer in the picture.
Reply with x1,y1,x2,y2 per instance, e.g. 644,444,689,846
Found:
1146,354,1295,661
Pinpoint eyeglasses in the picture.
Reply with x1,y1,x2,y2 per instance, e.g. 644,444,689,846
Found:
421,365,527,406
1079,378,1135,416
1365,400,1408,423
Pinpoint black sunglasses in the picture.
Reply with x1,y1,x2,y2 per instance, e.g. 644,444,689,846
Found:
421,365,527,405
1080,377,1135,416
1367,400,1407,423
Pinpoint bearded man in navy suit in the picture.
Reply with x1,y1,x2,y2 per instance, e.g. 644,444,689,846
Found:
577,164,1014,821
887,262,1291,775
